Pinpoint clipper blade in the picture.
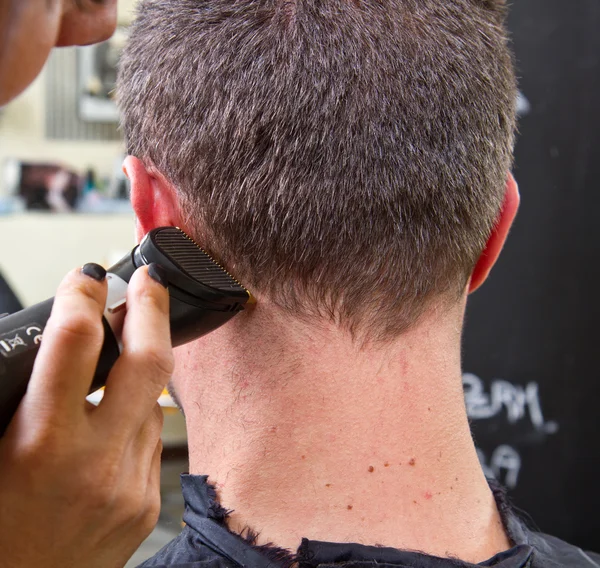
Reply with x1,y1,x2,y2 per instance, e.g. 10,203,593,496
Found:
152,227,250,298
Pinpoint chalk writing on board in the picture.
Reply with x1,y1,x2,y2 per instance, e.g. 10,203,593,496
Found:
463,373,559,434
477,445,521,489
517,91,531,116
463,373,559,490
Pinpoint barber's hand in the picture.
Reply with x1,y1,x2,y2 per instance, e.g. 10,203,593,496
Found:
0,263,173,568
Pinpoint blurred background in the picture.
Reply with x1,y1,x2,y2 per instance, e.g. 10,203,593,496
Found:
0,0,598,562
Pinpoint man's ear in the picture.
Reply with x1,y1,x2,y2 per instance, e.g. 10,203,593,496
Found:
468,173,520,293
123,156,181,243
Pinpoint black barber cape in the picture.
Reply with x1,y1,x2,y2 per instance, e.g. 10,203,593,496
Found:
139,475,600,568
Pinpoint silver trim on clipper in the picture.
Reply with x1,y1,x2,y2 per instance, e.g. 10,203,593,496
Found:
103,272,129,352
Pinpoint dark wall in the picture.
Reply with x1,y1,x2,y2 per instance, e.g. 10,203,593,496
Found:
462,0,600,551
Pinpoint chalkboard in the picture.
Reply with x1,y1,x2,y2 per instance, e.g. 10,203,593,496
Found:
462,0,600,551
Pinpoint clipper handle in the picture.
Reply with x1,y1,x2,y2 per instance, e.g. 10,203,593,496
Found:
0,298,121,437
0,254,133,437
0,226,250,438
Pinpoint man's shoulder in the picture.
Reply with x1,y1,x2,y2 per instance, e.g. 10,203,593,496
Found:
527,531,600,568
140,564,228,568
137,528,600,568
136,526,234,568
137,475,599,567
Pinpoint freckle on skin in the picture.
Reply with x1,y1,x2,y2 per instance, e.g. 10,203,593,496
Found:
413,500,418,504
409,458,416,466
384,462,390,467
301,455,306,460
325,484,332,488
347,505,353,510
368,466,375,472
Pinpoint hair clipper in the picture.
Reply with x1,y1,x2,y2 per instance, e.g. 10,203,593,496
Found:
0,227,252,436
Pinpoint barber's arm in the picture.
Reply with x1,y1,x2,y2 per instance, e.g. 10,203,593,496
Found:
0,263,173,568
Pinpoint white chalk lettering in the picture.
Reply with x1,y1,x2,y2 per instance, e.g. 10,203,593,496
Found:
477,445,522,489
517,91,531,117
463,373,559,434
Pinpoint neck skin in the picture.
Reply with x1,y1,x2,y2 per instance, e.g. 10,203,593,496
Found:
173,295,510,563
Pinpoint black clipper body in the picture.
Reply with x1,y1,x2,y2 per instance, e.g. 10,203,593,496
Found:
0,227,252,436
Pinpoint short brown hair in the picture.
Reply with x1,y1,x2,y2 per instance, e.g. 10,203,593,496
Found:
118,0,517,340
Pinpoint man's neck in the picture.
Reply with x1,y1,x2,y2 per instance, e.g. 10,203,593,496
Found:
175,301,510,563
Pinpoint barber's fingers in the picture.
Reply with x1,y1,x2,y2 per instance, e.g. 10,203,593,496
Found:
140,435,164,537
133,403,164,486
96,264,173,438
143,419,164,530
115,403,163,541
26,265,108,420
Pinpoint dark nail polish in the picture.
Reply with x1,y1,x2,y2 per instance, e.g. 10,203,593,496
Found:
148,263,168,288
81,263,107,281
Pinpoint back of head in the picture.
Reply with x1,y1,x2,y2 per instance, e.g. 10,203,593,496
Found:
118,0,516,341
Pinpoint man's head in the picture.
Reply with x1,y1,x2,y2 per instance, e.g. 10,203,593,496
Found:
118,0,517,342
0,0,117,105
